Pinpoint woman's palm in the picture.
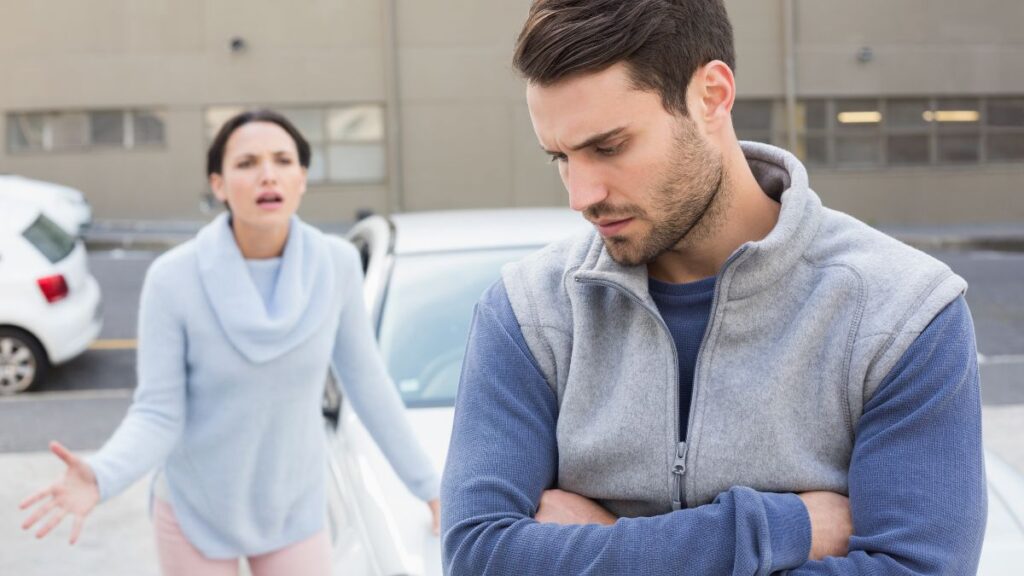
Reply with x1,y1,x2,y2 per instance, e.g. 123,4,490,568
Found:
19,441,100,544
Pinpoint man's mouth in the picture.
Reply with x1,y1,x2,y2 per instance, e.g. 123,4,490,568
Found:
593,217,634,237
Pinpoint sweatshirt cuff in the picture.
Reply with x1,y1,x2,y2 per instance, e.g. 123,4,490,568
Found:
762,492,811,572
409,473,442,502
83,455,112,503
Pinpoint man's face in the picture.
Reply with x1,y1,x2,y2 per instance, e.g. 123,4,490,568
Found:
527,63,725,266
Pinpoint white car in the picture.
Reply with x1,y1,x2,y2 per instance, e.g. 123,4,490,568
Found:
323,209,1023,575
0,198,103,394
0,175,92,237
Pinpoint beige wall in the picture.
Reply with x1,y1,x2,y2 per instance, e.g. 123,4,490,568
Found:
394,0,564,212
0,0,391,222
794,0,1024,96
0,0,1021,225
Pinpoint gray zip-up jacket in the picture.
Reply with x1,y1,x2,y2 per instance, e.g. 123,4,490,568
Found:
501,142,966,518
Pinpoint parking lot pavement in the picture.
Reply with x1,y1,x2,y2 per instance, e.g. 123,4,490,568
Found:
982,405,1024,476
1,452,157,576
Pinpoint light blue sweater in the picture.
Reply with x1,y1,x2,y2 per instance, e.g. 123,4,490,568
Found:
86,213,440,558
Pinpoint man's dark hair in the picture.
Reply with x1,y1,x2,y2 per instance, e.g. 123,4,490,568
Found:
513,0,735,116
206,109,311,177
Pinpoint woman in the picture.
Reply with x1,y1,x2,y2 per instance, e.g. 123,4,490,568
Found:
19,110,441,575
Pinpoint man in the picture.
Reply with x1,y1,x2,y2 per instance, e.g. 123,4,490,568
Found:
441,1,986,574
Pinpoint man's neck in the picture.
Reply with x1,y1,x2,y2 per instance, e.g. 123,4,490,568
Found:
647,143,781,284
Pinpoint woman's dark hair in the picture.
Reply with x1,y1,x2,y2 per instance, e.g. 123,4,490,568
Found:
513,0,735,116
206,109,312,177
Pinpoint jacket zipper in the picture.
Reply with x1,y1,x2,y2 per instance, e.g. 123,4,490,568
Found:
576,245,748,511
678,246,748,508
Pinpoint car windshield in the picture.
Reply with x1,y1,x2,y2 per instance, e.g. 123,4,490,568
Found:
22,214,75,264
378,248,534,408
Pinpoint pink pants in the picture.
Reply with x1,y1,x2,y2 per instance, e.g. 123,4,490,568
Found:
153,498,332,576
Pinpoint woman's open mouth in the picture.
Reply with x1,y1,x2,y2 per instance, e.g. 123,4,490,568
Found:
256,192,284,210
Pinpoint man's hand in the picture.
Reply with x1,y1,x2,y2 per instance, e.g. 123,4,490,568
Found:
535,489,617,526
798,491,852,561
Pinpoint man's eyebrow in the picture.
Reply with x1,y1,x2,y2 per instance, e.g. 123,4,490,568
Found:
540,126,628,154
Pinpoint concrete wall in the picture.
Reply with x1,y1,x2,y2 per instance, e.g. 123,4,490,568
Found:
0,0,391,222
0,0,1021,225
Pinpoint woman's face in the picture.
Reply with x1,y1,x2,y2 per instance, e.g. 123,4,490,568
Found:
210,121,307,229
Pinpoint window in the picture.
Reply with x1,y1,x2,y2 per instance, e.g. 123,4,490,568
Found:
204,104,387,185
6,109,166,153
732,100,774,143
986,98,1024,162
735,95,1024,169
22,214,75,264
935,98,981,164
886,99,932,166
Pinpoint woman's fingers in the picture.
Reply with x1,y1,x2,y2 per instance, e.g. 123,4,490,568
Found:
35,509,67,539
69,515,85,545
49,441,79,468
19,486,53,510
21,499,58,530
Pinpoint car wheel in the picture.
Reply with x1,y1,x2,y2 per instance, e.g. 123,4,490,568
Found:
0,328,47,395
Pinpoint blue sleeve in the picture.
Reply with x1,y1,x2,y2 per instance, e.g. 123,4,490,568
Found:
85,256,187,501
441,281,811,576
330,245,440,501
786,296,987,574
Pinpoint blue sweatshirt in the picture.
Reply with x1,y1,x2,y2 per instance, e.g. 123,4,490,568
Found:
647,275,716,440
86,213,440,558
441,280,985,575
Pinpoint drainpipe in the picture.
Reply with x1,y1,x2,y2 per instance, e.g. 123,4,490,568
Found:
783,0,798,153
382,0,404,213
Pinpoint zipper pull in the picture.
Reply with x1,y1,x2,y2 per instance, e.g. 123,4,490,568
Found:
673,442,687,476
671,443,688,511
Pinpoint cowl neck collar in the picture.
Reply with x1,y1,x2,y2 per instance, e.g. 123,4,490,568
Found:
195,212,335,363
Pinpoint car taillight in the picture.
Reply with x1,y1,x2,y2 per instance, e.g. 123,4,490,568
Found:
37,274,69,303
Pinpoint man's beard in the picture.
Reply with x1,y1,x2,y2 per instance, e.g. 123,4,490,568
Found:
587,119,726,267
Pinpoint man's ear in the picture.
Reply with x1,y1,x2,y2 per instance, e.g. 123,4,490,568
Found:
694,60,736,131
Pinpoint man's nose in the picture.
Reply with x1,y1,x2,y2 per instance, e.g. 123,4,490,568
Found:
565,163,608,212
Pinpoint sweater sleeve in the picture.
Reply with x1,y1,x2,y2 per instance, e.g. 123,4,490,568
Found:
442,280,811,576
85,257,188,502
329,246,440,501
785,296,987,575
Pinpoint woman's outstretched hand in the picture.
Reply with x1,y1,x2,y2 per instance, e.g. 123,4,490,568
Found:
19,441,100,544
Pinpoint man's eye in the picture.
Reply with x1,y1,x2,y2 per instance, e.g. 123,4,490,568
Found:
595,146,619,157
237,159,254,168
548,153,567,164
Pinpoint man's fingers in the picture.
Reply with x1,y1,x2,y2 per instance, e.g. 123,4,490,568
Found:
19,487,53,510
21,500,58,530
35,509,67,539
69,515,85,545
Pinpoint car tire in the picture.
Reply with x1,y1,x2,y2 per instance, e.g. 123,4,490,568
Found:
0,328,48,395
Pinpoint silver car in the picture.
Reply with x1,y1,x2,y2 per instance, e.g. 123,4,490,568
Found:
321,209,1024,576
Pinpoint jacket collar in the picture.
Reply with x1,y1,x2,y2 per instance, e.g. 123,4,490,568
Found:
573,142,823,301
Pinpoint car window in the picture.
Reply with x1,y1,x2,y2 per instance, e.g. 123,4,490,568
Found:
378,248,533,408
22,214,75,264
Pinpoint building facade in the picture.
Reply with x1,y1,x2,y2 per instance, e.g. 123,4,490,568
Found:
1,0,1022,225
